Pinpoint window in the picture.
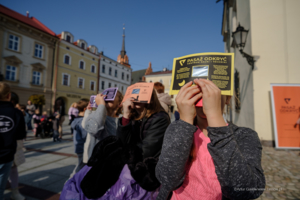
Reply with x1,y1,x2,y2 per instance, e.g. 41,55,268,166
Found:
32,71,41,85
34,44,43,58
79,61,85,69
8,34,19,51
149,80,152,83
101,81,105,90
108,82,111,88
91,65,95,73
81,43,85,49
78,78,84,89
115,70,118,78
62,73,70,86
64,55,70,64
127,74,129,81
115,84,117,87
122,72,124,80
102,65,105,73
160,79,163,83
5,65,16,81
66,35,71,42
121,86,124,92
90,81,95,91
109,67,112,75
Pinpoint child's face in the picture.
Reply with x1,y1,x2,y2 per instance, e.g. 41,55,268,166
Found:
196,95,231,119
35,110,40,115
42,112,47,116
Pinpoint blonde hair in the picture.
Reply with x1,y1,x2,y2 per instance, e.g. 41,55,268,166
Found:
0,82,11,100
70,102,77,108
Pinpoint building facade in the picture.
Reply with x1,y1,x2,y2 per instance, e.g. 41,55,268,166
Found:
221,0,300,145
52,31,99,114
99,53,132,94
0,5,58,112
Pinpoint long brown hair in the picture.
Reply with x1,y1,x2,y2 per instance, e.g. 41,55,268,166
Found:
131,89,165,121
115,90,123,116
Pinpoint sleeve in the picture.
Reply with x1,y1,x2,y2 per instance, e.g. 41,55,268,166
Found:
207,125,266,200
155,120,197,199
68,108,72,116
82,109,92,129
142,115,170,159
116,117,134,145
16,110,27,140
84,105,107,137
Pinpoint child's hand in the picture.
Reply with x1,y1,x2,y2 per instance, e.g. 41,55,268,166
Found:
87,103,93,111
122,98,134,119
194,79,226,127
95,94,106,106
175,81,202,125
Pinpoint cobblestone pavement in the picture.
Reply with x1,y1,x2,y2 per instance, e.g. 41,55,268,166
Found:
257,147,300,200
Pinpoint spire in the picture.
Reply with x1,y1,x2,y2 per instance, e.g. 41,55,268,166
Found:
121,24,126,58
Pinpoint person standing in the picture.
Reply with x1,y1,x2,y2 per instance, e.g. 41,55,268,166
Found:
68,102,78,136
26,100,36,130
154,82,172,118
54,99,65,139
0,82,26,199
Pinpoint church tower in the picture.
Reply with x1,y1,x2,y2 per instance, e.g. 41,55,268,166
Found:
117,25,131,68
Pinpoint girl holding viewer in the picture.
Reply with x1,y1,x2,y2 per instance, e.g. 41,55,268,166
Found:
155,79,265,200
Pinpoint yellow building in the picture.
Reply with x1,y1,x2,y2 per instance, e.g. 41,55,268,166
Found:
143,64,177,112
52,31,99,114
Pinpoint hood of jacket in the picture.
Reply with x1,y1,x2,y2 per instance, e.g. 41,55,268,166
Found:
157,93,172,106
71,116,83,129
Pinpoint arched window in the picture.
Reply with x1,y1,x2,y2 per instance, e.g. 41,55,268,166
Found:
91,65,95,73
79,61,85,69
64,55,70,65
81,43,85,49
66,35,71,42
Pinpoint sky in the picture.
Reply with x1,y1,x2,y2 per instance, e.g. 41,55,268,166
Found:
1,0,225,72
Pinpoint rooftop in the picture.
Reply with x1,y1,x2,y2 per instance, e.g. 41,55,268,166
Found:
0,4,56,36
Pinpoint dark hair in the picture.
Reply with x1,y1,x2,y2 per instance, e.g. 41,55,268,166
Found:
131,88,165,121
154,82,165,93
76,99,89,112
115,90,123,116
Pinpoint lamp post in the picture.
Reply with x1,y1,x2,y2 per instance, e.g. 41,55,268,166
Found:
232,23,255,69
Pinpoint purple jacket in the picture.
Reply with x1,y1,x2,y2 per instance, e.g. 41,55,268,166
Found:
60,165,159,200
68,107,79,120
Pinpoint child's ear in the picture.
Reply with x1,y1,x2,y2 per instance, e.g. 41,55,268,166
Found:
225,96,232,105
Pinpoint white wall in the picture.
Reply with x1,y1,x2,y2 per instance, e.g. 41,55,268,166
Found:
250,0,300,141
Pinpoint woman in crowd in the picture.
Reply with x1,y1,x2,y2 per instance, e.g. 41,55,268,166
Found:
32,109,42,137
155,79,265,200
68,102,78,136
82,90,123,163
26,100,36,130
154,82,172,119
54,99,65,139
61,88,170,200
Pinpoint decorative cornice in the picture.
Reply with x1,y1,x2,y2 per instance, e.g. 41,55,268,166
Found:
31,63,46,71
3,55,22,65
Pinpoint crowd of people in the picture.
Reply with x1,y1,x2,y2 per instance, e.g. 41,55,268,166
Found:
0,79,266,200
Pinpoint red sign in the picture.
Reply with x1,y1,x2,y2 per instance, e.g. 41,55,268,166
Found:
271,84,300,149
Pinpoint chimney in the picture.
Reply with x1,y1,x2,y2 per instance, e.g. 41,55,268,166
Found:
26,11,29,17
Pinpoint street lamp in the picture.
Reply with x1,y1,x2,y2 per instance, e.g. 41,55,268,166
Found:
232,23,255,69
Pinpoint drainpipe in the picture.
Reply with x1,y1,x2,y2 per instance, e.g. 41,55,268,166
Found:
53,39,60,113
97,54,101,93
50,38,57,114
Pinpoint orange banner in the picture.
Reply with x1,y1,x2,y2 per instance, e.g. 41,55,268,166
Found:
271,84,300,149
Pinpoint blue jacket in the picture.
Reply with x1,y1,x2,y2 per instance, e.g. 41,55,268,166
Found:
71,116,87,154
